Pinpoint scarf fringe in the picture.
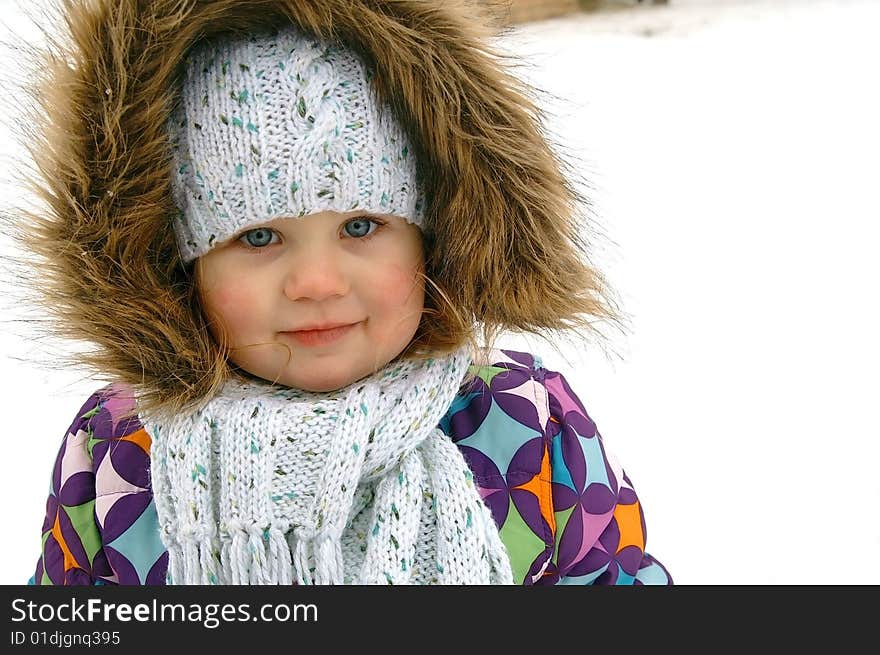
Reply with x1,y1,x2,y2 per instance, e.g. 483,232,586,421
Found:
166,493,512,585
267,528,294,585
292,532,312,585
314,536,345,585
290,530,345,585
168,525,294,585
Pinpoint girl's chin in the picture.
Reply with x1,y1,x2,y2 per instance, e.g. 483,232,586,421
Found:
233,346,396,392
278,366,366,393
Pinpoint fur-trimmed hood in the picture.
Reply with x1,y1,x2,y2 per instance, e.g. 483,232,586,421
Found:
9,0,622,416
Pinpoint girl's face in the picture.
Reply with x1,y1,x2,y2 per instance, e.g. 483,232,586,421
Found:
196,210,425,392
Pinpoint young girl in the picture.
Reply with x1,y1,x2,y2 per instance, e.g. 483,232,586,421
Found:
17,0,671,585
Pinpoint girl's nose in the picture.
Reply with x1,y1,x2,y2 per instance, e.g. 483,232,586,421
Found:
282,246,350,301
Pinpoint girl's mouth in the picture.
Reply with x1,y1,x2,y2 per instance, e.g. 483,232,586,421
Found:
281,322,360,347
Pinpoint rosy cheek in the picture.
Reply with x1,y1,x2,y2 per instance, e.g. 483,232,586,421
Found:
204,281,255,334
373,264,424,311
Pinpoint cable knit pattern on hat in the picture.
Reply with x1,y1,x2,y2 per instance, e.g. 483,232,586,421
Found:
169,27,425,262
143,346,514,585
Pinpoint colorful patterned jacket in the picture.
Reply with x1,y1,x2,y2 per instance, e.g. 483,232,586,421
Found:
29,349,671,586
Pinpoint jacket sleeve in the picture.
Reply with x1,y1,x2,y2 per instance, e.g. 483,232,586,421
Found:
541,368,672,585
29,383,159,585
29,388,111,584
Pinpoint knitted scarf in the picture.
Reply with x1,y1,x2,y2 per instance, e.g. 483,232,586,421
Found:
143,346,514,585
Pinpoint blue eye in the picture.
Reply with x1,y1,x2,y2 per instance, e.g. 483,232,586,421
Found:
344,218,379,238
239,228,276,248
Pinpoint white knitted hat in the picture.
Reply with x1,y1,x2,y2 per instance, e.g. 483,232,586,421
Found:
169,27,426,263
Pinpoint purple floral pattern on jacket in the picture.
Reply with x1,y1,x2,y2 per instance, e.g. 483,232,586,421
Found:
30,349,671,585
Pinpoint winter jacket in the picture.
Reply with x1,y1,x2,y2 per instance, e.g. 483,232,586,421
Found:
30,348,671,586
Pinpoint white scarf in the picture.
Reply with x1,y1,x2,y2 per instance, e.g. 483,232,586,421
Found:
143,346,514,585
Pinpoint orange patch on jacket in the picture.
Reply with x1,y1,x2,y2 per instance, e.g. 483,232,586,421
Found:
613,500,645,554
512,443,556,538
120,427,152,454
51,512,82,574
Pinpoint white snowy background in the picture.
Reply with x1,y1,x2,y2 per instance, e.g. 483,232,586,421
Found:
1,0,877,584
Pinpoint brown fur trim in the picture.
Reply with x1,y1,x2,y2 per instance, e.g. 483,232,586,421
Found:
3,0,626,417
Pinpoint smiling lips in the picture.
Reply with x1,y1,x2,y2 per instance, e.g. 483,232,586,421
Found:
281,322,360,347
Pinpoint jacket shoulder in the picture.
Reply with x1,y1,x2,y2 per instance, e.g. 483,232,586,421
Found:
470,347,545,376
86,382,144,440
